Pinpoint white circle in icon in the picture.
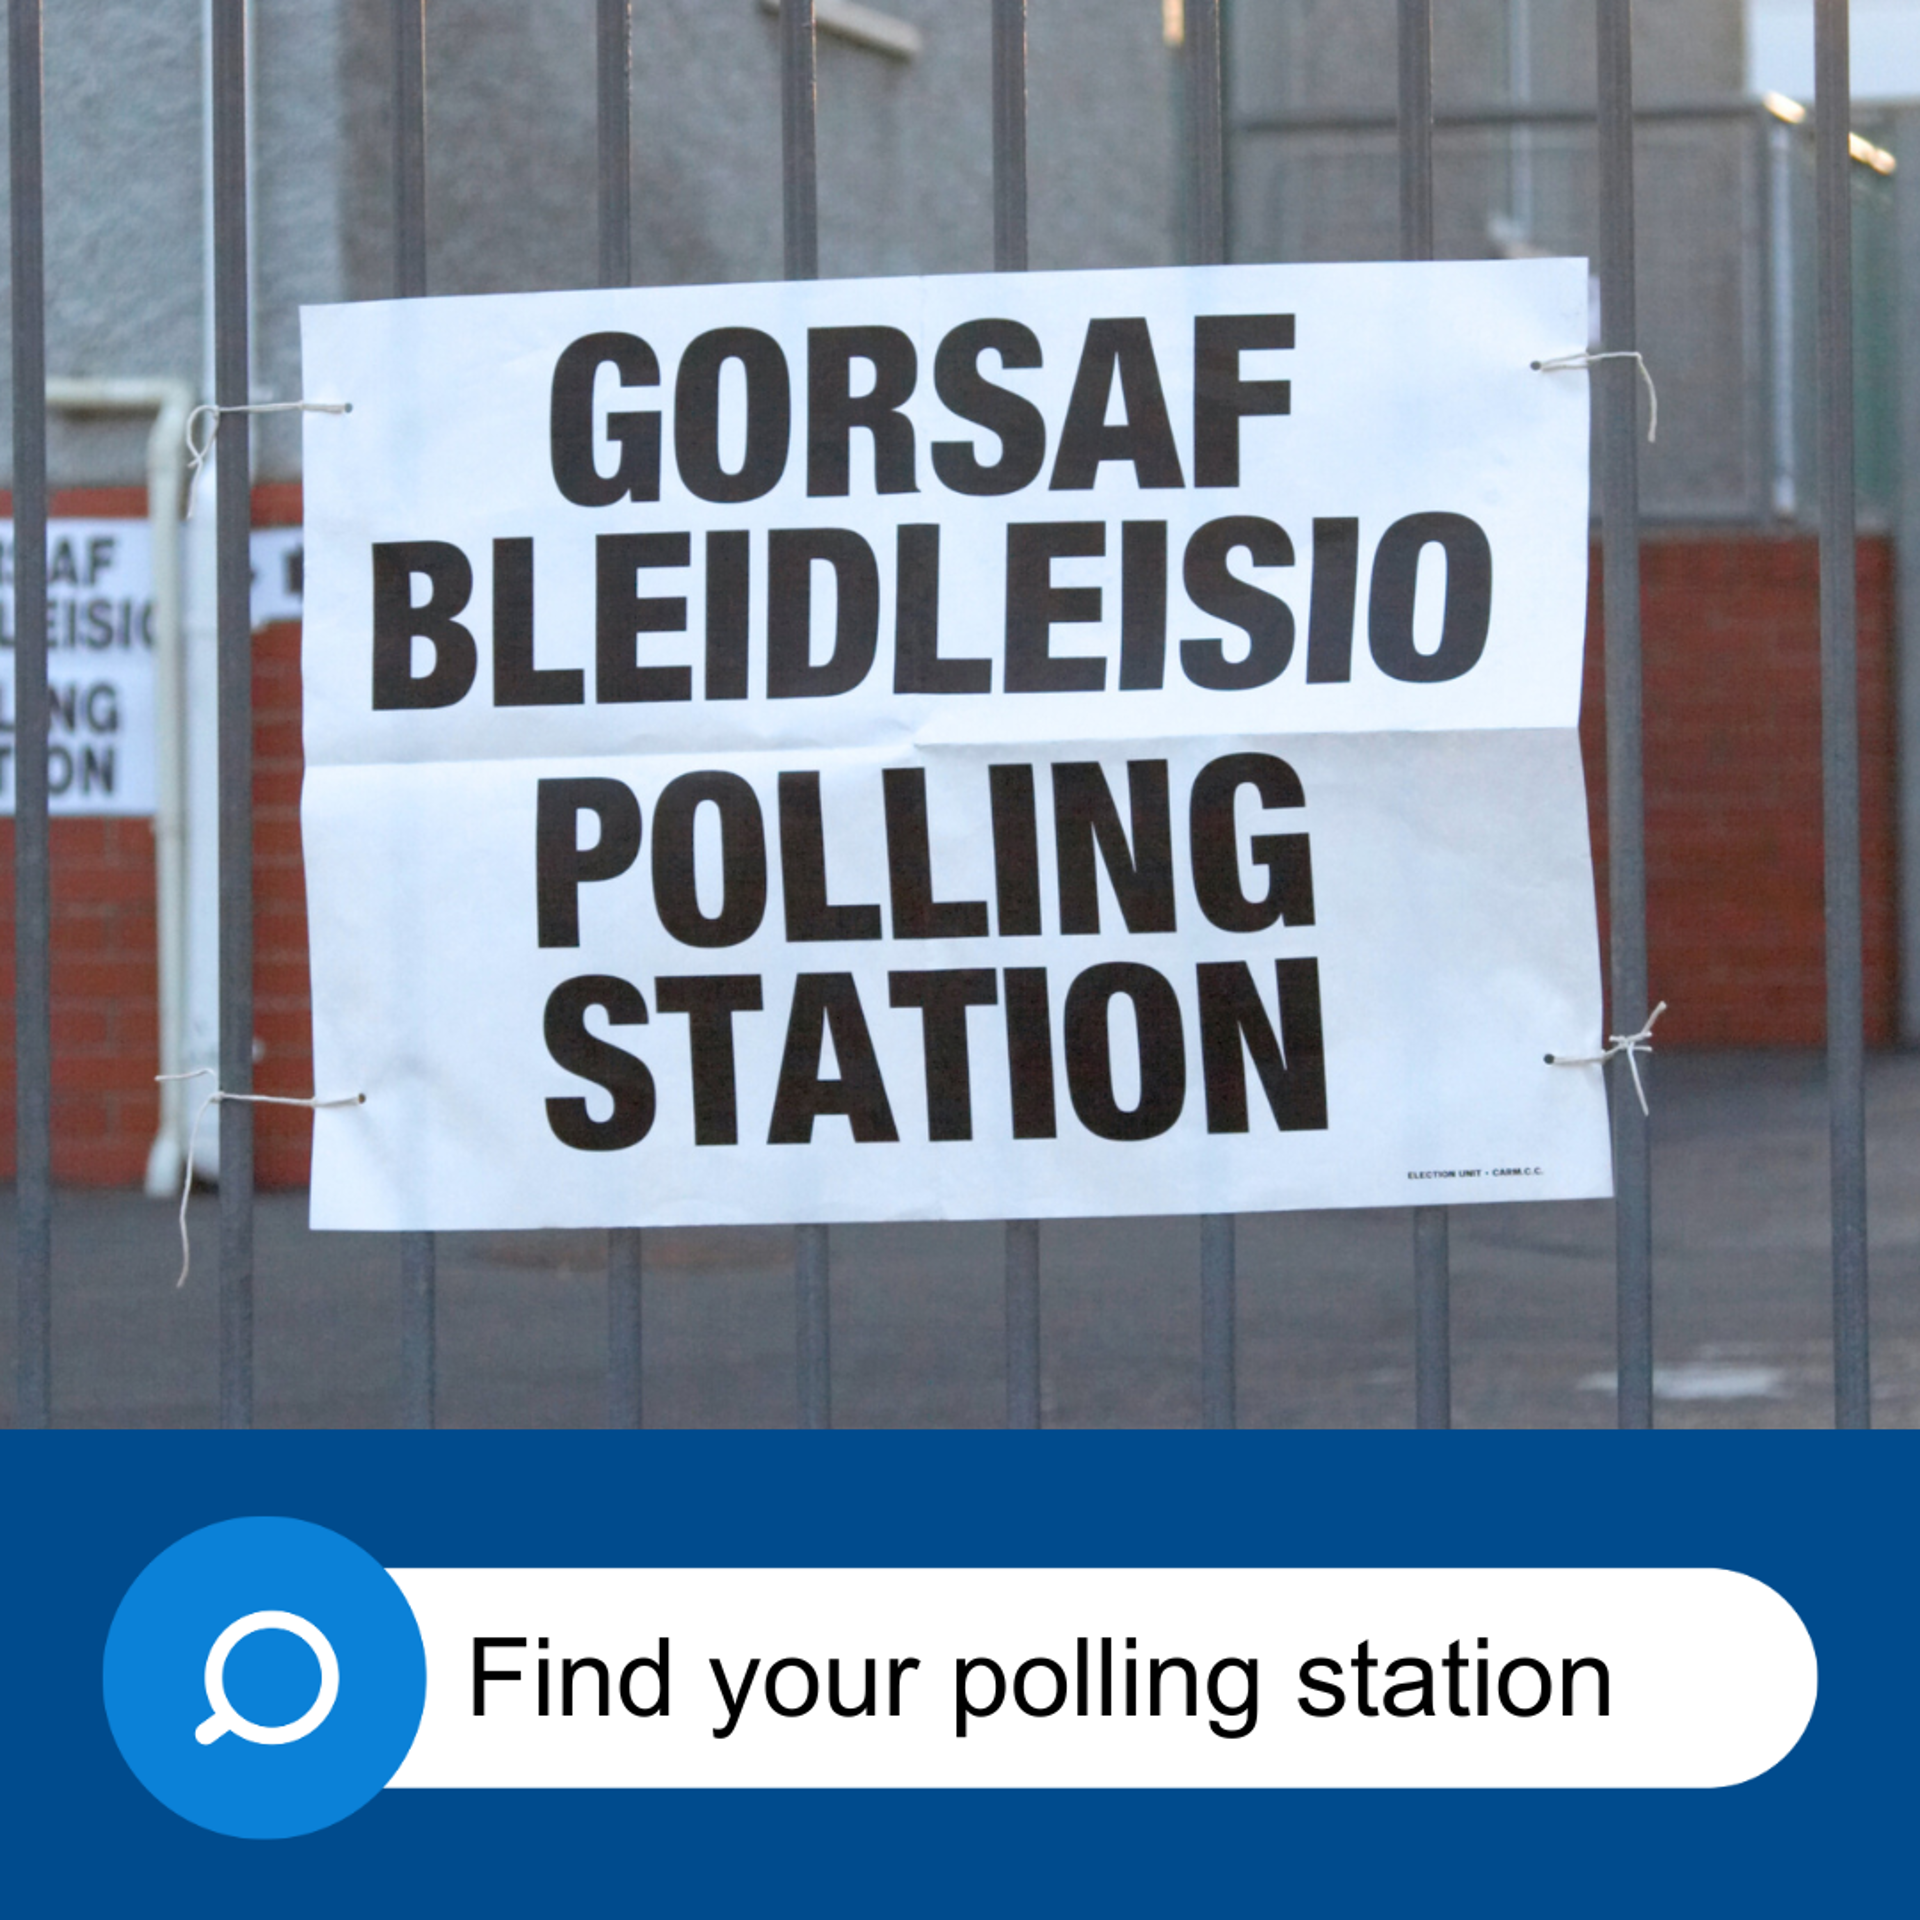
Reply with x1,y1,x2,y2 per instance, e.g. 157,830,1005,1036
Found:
194,1610,340,1747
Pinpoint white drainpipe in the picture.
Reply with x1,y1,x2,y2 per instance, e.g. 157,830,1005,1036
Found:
179,0,257,1187
42,377,196,1197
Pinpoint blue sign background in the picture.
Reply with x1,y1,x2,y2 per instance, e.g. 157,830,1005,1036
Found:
2,1432,1910,1912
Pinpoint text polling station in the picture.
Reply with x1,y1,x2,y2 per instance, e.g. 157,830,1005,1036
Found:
299,259,1610,1231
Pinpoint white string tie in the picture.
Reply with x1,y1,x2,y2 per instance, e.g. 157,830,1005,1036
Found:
1530,350,1658,443
157,1069,365,1287
185,400,351,517
1545,1001,1668,1117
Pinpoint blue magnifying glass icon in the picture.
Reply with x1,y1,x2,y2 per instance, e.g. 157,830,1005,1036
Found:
103,1517,425,1839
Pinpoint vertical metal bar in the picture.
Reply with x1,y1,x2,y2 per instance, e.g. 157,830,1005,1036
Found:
782,2,828,1427
597,0,632,291
1769,117,1800,519
399,1232,434,1429
1005,1220,1040,1427
393,0,434,1426
796,1224,830,1429
1895,104,1920,1045
1184,0,1232,1425
1506,0,1535,239
393,0,427,299
781,0,818,283
607,1227,642,1429
9,0,51,1430
1596,0,1653,1430
1413,1207,1451,1426
211,0,255,1431
992,0,1040,1427
1184,0,1224,267
1738,110,1771,526
1398,0,1451,1431
1815,0,1870,1428
599,0,643,1427
1200,1214,1235,1429
1397,0,1434,263
992,0,1028,275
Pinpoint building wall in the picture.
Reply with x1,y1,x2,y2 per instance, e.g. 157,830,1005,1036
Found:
1582,533,1899,1048
1,0,1180,487
1227,0,1774,523
0,0,351,488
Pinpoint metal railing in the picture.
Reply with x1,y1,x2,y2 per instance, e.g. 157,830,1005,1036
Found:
6,0,1875,1432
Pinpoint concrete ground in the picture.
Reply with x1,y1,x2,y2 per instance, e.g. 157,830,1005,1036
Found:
1,1050,1916,1429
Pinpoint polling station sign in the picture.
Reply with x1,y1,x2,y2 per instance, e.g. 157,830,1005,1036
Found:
0,521,309,818
0,518,156,815
299,258,1610,1231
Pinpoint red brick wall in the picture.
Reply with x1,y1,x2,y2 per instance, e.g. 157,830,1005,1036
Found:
0,484,314,1188
1580,532,1898,1048
0,517,1902,1186
1,808,161,1185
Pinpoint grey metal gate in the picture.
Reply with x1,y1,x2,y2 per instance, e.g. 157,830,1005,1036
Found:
6,0,1875,1431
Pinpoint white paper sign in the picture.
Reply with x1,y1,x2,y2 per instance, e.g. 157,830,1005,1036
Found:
0,519,156,815
0,520,310,818
299,259,1611,1231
